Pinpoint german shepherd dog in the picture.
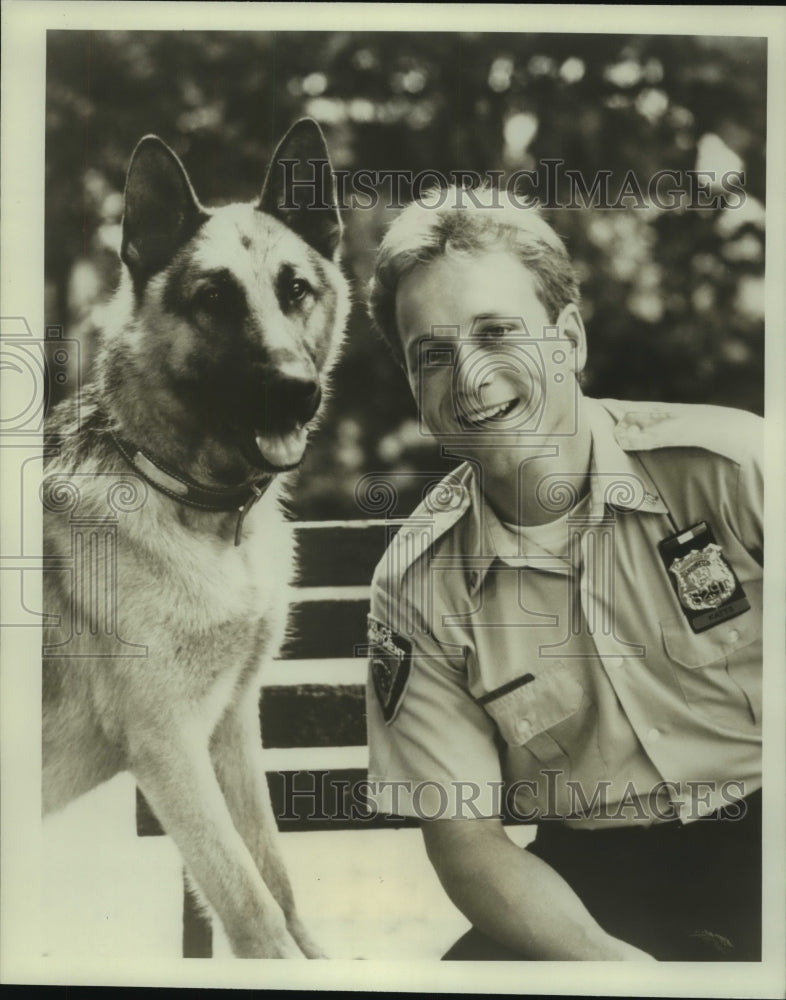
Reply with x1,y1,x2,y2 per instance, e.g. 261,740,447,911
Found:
42,120,349,958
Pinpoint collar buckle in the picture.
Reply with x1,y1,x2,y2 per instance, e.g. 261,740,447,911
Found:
234,483,265,546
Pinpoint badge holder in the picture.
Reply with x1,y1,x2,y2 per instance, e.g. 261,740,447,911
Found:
658,521,750,634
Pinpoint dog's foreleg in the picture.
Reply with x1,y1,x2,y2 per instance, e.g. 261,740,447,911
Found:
211,687,326,959
128,716,304,958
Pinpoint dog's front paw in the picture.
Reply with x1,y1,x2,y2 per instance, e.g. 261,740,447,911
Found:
268,933,308,959
296,936,328,959
287,917,326,958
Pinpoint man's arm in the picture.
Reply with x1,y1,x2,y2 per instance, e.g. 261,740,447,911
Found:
422,817,655,961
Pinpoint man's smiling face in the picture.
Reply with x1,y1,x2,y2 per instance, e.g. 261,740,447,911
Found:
395,249,587,468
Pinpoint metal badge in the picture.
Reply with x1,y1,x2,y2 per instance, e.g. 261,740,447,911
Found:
658,521,750,633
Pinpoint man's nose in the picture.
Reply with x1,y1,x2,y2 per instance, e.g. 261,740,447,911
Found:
454,339,477,369
454,340,494,396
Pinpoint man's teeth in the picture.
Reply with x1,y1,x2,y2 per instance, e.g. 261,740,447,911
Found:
465,399,516,424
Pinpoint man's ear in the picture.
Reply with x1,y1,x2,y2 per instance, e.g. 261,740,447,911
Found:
555,303,587,375
258,118,343,261
121,136,207,282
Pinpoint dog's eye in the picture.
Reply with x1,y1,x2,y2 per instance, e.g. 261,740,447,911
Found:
288,278,311,304
194,286,223,312
194,283,239,319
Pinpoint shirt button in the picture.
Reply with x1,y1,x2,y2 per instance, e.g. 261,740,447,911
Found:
516,719,532,742
646,727,662,743
725,628,741,645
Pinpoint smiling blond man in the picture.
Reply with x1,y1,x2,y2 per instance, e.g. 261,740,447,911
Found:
364,188,763,961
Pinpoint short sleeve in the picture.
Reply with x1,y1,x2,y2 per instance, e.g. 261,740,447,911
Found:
364,543,504,821
734,414,763,563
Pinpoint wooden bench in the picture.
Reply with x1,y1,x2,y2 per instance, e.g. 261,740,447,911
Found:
135,518,412,957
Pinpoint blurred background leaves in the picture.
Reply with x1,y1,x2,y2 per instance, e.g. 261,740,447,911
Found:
45,30,766,519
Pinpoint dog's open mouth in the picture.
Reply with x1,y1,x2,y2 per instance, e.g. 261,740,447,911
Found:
253,425,309,470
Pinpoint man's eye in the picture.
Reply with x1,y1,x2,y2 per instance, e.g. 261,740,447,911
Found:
289,278,312,303
478,324,511,339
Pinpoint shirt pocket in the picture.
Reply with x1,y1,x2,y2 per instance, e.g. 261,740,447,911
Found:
479,667,585,762
659,579,762,726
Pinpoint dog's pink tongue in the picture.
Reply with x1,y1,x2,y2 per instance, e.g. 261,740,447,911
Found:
255,426,308,468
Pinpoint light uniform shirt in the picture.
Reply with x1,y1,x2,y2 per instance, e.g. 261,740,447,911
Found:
365,398,763,828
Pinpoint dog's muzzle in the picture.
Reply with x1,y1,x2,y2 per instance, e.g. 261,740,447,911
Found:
262,369,322,428
248,362,322,470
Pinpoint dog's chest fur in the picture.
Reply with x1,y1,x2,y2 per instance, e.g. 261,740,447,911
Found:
43,432,295,735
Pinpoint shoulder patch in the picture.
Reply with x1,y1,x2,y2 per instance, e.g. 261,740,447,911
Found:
368,616,412,724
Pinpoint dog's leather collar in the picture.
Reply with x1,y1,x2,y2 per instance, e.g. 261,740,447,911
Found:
110,431,272,546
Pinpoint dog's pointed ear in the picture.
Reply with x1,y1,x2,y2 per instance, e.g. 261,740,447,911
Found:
121,136,207,281
258,119,342,261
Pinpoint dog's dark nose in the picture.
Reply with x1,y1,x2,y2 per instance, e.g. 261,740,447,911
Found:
249,361,322,432
268,371,322,425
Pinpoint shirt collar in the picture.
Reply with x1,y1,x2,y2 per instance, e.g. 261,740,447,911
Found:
463,397,669,595
584,397,668,518
455,466,498,595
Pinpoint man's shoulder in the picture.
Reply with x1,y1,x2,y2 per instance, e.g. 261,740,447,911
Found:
596,398,762,465
370,463,475,594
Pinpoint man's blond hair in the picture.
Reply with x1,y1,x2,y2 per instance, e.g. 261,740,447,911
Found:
368,186,580,367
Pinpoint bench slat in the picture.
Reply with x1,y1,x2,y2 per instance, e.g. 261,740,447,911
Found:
260,684,366,748
282,598,370,660
264,658,366,686
292,521,398,587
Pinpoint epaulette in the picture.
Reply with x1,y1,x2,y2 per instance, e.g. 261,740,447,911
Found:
599,399,762,465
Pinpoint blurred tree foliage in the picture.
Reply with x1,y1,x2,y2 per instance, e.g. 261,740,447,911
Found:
45,31,766,519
